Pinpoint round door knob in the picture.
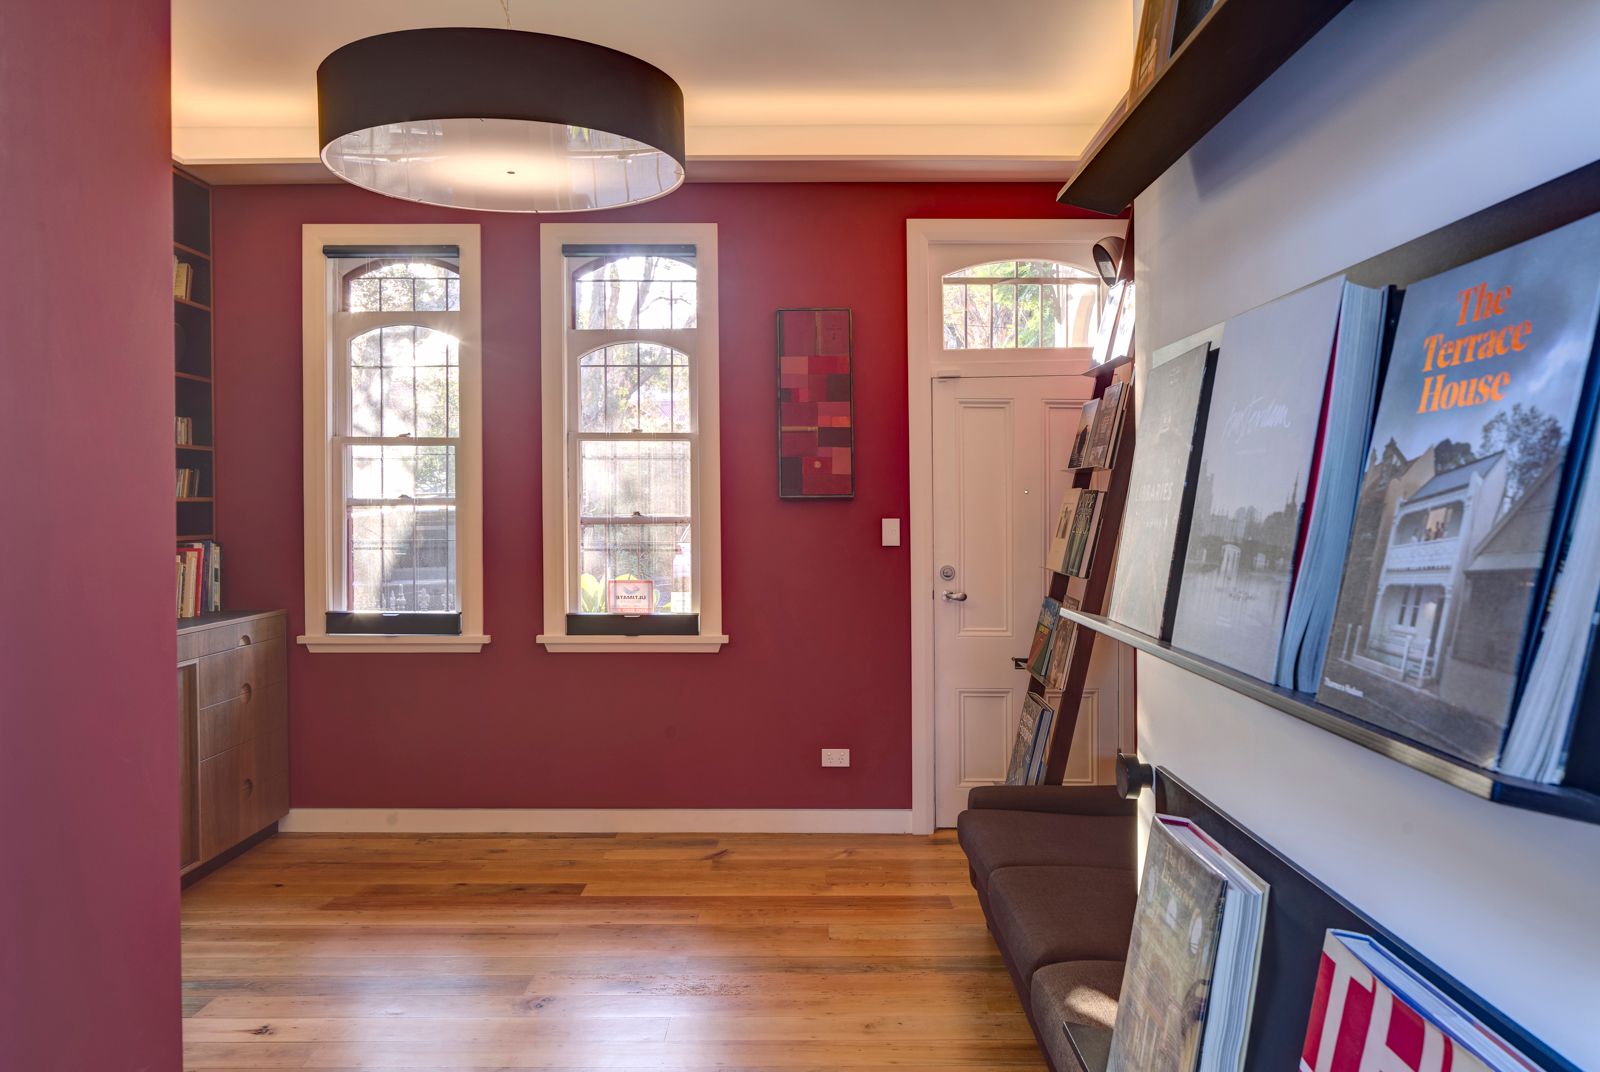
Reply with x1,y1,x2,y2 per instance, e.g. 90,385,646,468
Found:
239,683,253,703
243,778,255,796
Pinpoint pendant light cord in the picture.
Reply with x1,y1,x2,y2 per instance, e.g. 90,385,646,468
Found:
499,0,511,29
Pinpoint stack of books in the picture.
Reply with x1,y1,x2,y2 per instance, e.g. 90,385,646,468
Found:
176,541,221,619
176,468,202,498
175,416,194,445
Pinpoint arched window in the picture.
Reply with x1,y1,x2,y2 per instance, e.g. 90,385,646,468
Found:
539,225,724,650
571,254,697,329
333,255,463,616
342,257,461,312
941,259,1101,349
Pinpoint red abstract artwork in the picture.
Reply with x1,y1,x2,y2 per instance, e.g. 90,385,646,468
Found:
777,307,854,498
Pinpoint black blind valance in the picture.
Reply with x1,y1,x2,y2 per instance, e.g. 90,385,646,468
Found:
561,243,695,258
323,244,460,259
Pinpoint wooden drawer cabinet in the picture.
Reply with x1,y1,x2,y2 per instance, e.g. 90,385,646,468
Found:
198,683,285,760
197,636,285,709
179,610,288,874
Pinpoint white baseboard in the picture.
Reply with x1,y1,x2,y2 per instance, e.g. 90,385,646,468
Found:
278,807,917,835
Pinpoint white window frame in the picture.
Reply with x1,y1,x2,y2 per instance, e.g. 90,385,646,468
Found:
537,222,726,653
298,224,488,653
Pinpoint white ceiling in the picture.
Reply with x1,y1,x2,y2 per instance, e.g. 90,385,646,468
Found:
173,0,1133,183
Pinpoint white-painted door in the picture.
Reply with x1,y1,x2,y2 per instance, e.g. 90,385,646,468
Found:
931,375,1123,827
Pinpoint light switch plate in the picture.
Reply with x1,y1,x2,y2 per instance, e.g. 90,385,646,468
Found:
881,518,901,547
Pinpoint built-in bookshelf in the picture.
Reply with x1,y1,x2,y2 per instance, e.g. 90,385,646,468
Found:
173,167,215,543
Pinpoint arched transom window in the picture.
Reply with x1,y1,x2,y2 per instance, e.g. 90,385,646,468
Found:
942,259,1101,350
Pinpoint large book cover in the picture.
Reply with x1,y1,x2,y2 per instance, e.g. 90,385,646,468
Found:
1087,380,1130,470
1317,214,1600,766
1027,597,1062,682
1108,815,1226,1072
1064,490,1104,579
1049,489,1083,573
1044,596,1083,692
1170,279,1347,681
1006,693,1049,785
1024,700,1056,785
1093,281,1129,367
1071,401,1100,469
1108,342,1219,639
1300,931,1539,1072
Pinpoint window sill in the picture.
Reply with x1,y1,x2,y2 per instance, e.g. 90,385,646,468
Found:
298,634,491,654
536,633,729,654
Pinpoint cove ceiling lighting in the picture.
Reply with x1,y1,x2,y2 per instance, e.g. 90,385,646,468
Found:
317,28,686,213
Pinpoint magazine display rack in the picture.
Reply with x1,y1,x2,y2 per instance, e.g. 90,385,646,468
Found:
1057,159,1600,827
1035,354,1136,784
1056,763,1579,1072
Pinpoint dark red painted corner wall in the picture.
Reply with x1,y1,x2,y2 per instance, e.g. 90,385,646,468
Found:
0,2,179,1068
213,181,1104,810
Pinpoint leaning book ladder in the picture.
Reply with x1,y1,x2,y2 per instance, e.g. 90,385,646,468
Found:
1036,354,1136,784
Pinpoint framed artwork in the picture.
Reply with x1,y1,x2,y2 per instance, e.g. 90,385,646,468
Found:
607,578,654,614
776,307,854,499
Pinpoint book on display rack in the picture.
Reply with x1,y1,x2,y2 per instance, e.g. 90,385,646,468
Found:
1107,814,1268,1072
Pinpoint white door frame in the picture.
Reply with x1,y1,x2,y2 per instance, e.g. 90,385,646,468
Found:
906,218,1129,833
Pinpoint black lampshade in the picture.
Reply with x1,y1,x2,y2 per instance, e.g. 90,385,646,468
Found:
317,28,686,213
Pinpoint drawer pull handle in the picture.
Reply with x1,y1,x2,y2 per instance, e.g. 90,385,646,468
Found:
243,777,254,796
239,683,254,703
239,634,253,646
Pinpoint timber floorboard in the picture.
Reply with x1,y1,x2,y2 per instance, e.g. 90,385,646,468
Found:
181,831,1046,1071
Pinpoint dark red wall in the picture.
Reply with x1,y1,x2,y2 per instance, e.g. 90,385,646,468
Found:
0,1,179,1068
214,181,1100,809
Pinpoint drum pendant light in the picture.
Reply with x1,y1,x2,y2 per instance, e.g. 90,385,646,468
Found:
317,28,686,213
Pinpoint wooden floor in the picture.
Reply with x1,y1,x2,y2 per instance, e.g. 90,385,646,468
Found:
181,832,1046,1070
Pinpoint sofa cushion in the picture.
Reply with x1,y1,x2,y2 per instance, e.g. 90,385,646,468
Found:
1032,960,1124,1072
958,808,1135,897
967,784,1136,817
987,865,1136,985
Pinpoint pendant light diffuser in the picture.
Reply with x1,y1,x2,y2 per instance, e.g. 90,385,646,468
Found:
317,28,686,213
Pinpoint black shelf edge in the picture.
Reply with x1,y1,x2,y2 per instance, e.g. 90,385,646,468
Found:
1081,350,1135,378
1060,609,1600,824
1057,0,1354,213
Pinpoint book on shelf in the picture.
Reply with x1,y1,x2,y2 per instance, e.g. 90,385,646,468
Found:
1064,489,1105,579
1044,596,1083,692
1006,693,1055,786
1108,341,1218,640
1092,281,1130,367
172,257,193,301
1107,282,1137,367
1317,211,1600,780
176,468,202,498
175,416,193,446
1071,399,1100,469
1300,931,1539,1072
1026,597,1062,683
1086,379,1130,470
1048,488,1082,575
1107,814,1268,1072
176,540,221,619
1169,277,1388,683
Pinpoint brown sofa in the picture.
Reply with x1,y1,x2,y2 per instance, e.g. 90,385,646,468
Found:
957,785,1138,1072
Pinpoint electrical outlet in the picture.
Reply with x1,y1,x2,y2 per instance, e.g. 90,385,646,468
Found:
821,748,851,768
